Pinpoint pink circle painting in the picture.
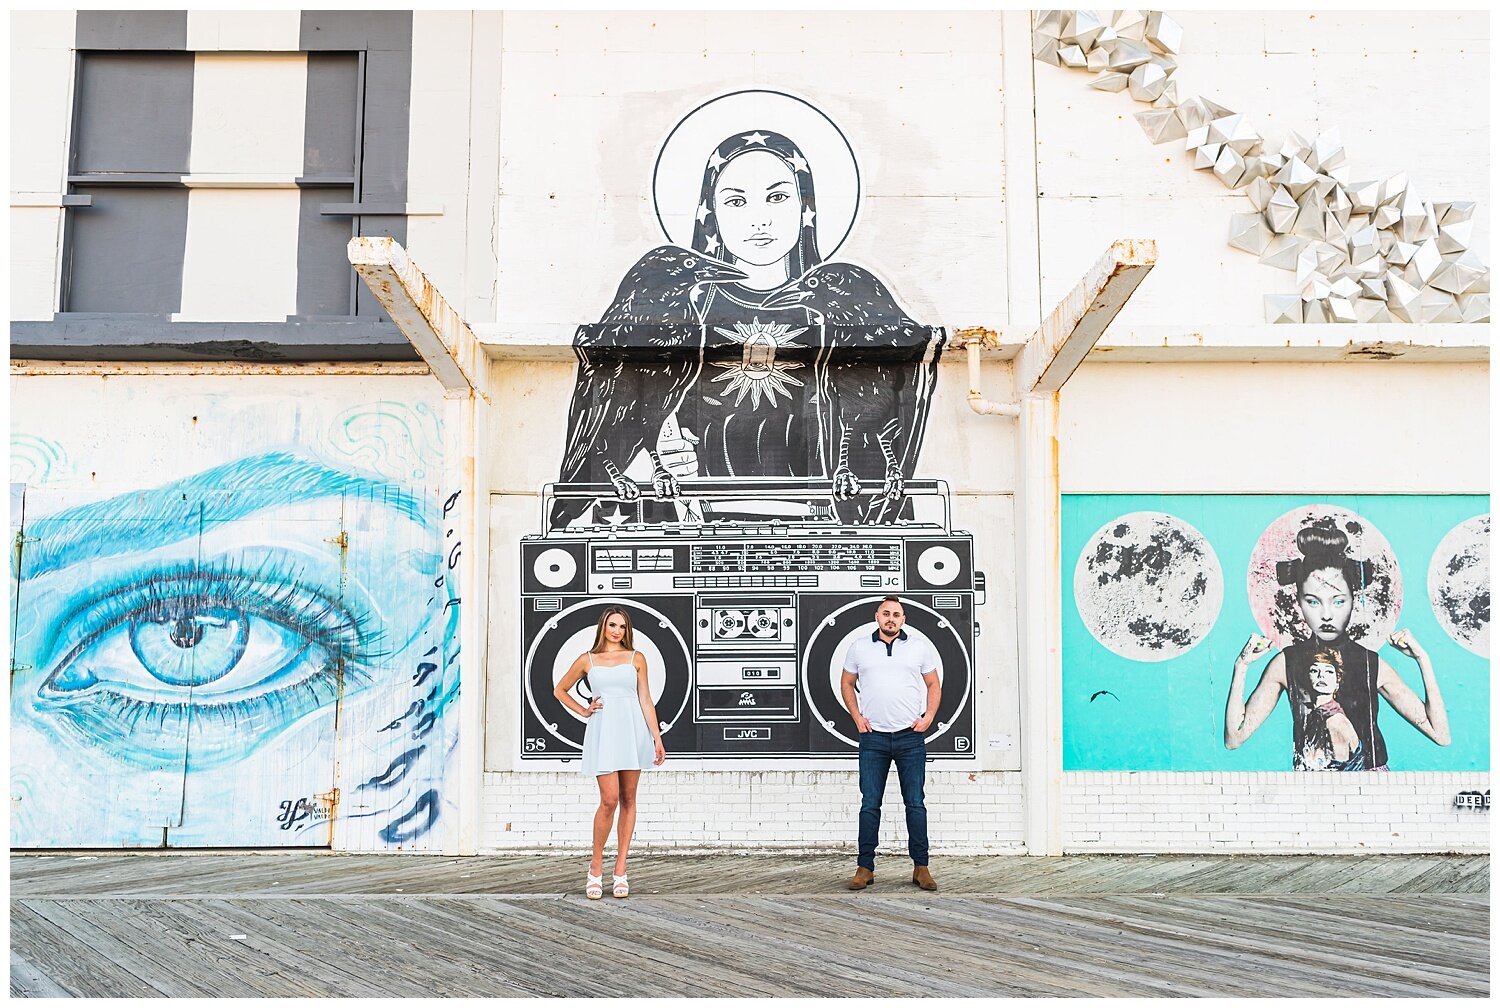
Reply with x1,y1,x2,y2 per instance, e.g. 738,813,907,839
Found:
1247,505,1402,649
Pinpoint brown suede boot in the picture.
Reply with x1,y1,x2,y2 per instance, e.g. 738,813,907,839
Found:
912,865,937,891
847,866,875,890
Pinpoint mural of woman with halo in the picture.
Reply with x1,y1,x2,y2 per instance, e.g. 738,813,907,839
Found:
1224,516,1451,770
550,90,944,528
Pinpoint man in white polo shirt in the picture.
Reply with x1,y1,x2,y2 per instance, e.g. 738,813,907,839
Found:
839,595,941,892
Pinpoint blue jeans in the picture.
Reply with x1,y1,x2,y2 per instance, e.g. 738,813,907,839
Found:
857,728,928,870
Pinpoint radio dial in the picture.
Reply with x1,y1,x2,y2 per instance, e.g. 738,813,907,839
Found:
534,547,577,588
917,545,961,586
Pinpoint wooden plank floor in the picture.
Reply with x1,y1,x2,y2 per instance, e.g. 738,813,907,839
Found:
10,853,1489,997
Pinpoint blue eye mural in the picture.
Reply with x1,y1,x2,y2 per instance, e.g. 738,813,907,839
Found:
38,559,374,769
11,412,459,851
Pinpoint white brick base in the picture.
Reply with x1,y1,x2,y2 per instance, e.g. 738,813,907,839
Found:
481,770,1025,854
482,770,1489,854
1065,772,1491,853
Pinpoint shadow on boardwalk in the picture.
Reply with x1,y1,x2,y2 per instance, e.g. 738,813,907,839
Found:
10,853,1489,997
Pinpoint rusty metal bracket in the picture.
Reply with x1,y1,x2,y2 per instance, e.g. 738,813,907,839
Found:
950,326,1003,351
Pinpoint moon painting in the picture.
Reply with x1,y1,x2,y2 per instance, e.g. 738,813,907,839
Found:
1247,505,1401,648
1074,512,1224,661
1429,514,1489,657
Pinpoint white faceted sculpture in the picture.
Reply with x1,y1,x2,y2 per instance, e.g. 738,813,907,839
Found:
1032,9,1489,322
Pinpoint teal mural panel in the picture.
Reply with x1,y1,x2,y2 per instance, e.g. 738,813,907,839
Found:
1063,495,1489,771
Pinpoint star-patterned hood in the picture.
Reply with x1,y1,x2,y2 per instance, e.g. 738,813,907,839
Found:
691,130,822,279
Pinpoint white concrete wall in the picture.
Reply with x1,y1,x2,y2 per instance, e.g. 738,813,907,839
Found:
1060,361,1490,494
466,11,1489,855
8,10,1489,855
472,12,1028,856
405,11,503,325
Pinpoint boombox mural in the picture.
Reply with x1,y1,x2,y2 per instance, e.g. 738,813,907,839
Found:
520,91,980,762
1063,495,1489,772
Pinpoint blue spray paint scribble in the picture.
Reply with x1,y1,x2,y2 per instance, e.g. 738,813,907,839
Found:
360,747,426,790
378,789,440,845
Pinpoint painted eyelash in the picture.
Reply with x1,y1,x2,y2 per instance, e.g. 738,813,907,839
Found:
49,559,377,666
98,661,375,734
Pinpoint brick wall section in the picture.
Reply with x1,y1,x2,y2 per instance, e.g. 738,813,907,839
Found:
1065,773,1491,853
482,770,1489,853
481,770,1026,853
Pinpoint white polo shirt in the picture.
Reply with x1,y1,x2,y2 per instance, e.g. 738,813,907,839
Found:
842,629,938,732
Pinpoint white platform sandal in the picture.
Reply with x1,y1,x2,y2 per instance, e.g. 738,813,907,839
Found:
612,874,629,898
585,872,604,900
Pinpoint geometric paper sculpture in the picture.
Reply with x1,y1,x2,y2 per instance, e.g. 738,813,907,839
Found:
1034,9,1490,323
1135,106,1188,144
1227,212,1273,255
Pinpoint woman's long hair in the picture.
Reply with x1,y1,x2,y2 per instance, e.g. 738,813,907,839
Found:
1292,646,1345,707
1294,647,1346,767
589,606,634,654
690,130,822,279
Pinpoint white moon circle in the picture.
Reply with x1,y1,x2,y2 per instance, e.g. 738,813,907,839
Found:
1429,514,1489,657
653,90,860,262
1074,511,1224,661
917,545,962,586
533,548,577,589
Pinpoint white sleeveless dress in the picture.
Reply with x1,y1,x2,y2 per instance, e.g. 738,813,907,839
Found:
579,652,656,777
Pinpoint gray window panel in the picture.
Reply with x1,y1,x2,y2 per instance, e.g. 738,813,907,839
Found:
299,11,412,52
303,52,359,177
72,52,194,175
11,319,418,362
355,47,411,201
295,186,356,317
62,187,189,314
76,10,188,50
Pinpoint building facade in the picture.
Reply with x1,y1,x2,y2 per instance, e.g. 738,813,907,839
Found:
9,10,1490,854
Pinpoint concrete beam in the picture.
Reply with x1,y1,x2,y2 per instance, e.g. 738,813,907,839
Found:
1016,239,1157,395
347,237,481,393
347,236,490,855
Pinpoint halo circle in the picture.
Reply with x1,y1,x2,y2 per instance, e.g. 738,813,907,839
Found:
653,90,860,263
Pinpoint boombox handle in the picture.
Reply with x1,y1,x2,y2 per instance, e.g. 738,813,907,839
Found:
541,478,952,534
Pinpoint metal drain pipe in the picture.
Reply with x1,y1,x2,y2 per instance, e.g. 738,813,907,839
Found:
954,328,1021,417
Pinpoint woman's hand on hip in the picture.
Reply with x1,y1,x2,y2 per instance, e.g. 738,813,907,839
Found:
582,697,603,718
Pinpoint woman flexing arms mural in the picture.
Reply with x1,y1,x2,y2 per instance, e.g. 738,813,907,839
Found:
1224,523,1451,769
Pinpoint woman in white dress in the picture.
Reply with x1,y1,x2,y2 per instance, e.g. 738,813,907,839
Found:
553,607,666,899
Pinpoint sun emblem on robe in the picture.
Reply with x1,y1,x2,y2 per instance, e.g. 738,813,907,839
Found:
709,321,808,409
